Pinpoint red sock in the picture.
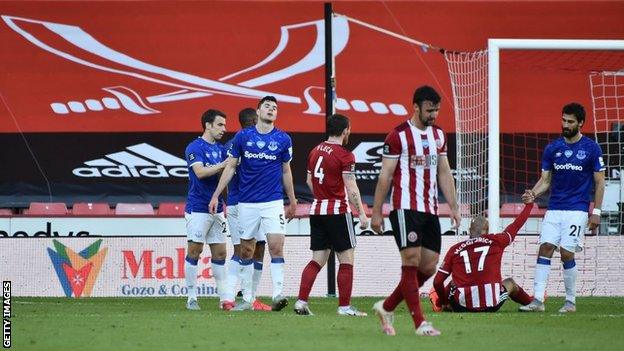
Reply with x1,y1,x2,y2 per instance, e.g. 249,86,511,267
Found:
400,266,425,328
510,286,532,305
383,284,403,312
297,261,321,301
337,263,353,307
417,271,432,286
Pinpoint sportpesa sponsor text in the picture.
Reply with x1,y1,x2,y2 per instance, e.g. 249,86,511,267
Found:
553,163,584,171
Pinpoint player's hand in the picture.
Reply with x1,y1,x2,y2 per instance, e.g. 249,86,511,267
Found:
588,213,600,231
285,199,297,222
371,213,384,234
358,214,369,230
522,189,535,204
208,196,219,214
450,207,461,230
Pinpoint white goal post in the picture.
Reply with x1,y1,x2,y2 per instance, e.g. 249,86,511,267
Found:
487,39,624,231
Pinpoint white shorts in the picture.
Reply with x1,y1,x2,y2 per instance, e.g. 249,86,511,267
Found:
227,205,241,246
540,210,588,253
238,199,286,241
185,212,228,244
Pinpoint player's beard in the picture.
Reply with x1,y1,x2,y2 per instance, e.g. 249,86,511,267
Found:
562,126,579,138
420,114,435,127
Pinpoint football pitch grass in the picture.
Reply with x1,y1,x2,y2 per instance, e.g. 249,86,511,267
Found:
11,296,624,351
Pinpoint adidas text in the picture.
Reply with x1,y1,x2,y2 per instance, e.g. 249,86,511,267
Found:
73,165,188,178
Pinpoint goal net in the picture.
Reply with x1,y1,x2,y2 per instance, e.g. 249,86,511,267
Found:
445,40,624,296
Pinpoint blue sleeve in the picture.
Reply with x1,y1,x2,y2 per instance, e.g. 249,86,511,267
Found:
593,142,606,172
186,142,205,168
228,132,242,158
281,134,293,162
541,144,554,171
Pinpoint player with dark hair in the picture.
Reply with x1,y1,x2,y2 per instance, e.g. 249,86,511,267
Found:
294,114,369,316
371,85,460,336
222,108,271,311
520,102,605,313
183,109,229,310
429,202,534,313
210,96,297,311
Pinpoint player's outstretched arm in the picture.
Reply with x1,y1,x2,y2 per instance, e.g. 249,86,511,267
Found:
343,172,369,229
526,170,552,200
432,271,450,308
208,157,238,213
438,155,460,229
282,162,298,220
371,157,398,234
503,203,534,241
589,171,606,230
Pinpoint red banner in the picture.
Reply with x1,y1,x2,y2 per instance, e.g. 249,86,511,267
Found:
1,1,623,133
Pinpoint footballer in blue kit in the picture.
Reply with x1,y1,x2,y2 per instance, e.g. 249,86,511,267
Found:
520,103,605,313
210,96,297,312
183,109,230,311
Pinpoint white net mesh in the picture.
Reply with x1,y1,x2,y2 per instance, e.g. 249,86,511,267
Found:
444,48,624,296
590,71,624,235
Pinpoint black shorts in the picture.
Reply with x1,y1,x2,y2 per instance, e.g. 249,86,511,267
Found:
388,209,441,253
309,213,356,252
448,282,508,313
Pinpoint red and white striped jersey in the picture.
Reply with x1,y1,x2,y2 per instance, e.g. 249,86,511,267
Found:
453,282,507,310
383,120,447,215
307,141,355,215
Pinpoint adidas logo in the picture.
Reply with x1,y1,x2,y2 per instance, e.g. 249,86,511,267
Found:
72,143,188,178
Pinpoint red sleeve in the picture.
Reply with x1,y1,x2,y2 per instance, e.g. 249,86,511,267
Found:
491,203,534,246
434,127,447,155
383,131,401,158
435,245,455,305
342,151,355,173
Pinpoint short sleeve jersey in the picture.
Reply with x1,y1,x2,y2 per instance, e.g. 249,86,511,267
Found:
185,137,226,213
541,135,605,211
306,141,355,215
382,121,447,215
228,126,292,203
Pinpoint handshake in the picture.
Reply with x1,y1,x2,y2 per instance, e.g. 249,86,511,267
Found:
521,189,536,204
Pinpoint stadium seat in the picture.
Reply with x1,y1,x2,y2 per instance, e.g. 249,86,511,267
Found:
115,203,155,216
500,203,543,216
0,208,13,216
72,202,111,216
157,202,185,215
25,202,68,216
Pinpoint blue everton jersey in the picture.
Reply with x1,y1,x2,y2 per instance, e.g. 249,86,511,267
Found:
541,135,605,211
228,126,292,203
184,137,225,213
223,138,240,206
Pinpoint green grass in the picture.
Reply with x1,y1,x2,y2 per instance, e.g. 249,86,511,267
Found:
11,297,624,351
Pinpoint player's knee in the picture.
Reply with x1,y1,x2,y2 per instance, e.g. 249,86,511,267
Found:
268,242,283,257
336,249,354,265
502,278,517,293
419,264,436,277
560,249,575,262
253,242,266,260
538,243,557,257
232,245,241,256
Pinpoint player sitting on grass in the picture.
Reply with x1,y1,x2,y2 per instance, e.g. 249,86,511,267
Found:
429,202,534,312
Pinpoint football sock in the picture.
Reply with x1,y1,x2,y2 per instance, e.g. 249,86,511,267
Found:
270,257,285,299
252,261,263,300
383,284,404,312
211,258,226,302
533,256,551,302
337,263,354,307
417,270,432,287
298,260,321,302
224,255,241,301
562,260,577,304
400,266,425,328
510,286,532,305
184,255,199,300
239,258,254,303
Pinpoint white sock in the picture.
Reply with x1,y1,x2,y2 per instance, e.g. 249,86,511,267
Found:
211,259,227,302
252,261,263,300
562,260,577,304
534,256,551,302
225,256,241,301
270,257,285,299
240,259,254,303
185,256,199,300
